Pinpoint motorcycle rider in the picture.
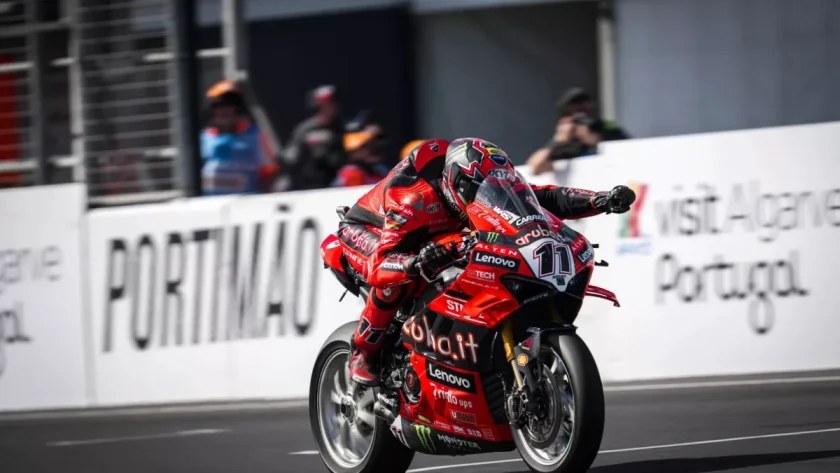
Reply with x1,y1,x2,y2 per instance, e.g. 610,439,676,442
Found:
339,137,635,385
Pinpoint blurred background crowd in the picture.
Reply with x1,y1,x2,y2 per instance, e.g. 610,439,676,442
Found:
199,79,629,195
1,0,838,204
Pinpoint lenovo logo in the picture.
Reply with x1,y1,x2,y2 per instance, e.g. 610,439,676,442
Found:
426,361,477,393
472,251,520,271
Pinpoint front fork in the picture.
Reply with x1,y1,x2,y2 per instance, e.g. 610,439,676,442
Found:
501,318,540,394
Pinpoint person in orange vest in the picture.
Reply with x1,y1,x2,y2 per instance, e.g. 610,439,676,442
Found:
332,113,391,187
200,80,278,195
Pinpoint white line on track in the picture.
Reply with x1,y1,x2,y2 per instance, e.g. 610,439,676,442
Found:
604,375,840,392
46,428,228,447
289,450,319,455
405,427,840,472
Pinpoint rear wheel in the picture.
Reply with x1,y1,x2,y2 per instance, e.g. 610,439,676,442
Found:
309,341,415,473
512,333,605,473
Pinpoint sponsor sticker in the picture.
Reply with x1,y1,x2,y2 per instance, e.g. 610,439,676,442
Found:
450,409,477,424
434,420,452,431
465,428,482,438
415,424,436,452
426,360,477,393
437,433,481,451
403,315,480,364
470,270,495,281
515,226,556,246
386,210,409,225
472,251,520,271
488,168,511,180
514,214,548,228
435,387,474,409
427,202,442,213
577,246,594,264
381,261,405,272
492,206,519,224
399,205,417,218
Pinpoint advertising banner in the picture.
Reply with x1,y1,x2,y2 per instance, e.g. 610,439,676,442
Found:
86,188,370,405
87,197,233,405
0,184,88,411
582,122,840,380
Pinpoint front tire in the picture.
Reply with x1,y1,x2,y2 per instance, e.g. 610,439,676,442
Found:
309,340,415,473
513,333,605,473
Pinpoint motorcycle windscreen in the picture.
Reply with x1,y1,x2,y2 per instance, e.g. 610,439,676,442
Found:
469,172,581,294
469,171,550,235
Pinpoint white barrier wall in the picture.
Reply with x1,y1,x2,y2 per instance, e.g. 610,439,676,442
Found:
4,122,840,411
575,122,840,380
86,189,370,405
0,184,89,410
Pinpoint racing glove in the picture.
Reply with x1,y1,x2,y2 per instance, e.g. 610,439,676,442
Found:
593,185,636,214
411,242,459,275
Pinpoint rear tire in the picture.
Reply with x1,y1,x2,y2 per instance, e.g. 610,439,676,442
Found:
513,333,605,473
309,339,415,473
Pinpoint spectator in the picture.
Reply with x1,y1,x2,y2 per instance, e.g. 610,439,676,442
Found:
527,87,629,175
200,80,277,196
332,112,390,187
284,85,347,190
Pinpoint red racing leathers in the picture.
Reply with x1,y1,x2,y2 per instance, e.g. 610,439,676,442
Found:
338,139,608,384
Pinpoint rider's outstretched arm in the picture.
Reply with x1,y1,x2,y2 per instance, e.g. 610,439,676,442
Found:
531,184,605,219
531,184,636,219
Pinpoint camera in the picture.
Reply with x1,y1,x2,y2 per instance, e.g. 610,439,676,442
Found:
571,113,596,127
571,113,604,133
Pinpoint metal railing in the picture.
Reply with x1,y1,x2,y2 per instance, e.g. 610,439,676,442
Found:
0,0,279,206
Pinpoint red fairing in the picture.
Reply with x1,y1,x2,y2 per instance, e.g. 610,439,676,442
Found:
585,285,621,307
321,234,345,274
398,352,513,444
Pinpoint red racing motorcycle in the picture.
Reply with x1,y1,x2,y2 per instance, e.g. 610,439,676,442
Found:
310,172,621,473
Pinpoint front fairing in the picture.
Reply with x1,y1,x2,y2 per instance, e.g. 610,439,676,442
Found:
468,173,581,293
424,174,592,328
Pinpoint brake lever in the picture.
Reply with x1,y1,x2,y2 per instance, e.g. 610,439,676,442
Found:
415,262,435,283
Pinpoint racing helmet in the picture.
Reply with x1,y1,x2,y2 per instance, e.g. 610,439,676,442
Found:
400,139,426,160
441,137,515,219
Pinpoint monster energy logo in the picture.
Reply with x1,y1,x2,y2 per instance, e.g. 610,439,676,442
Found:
415,424,436,452
486,232,499,243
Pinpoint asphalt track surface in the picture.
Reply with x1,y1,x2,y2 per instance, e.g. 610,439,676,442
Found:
3,376,840,473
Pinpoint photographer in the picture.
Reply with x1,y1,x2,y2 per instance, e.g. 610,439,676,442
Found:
527,88,629,175
284,85,347,190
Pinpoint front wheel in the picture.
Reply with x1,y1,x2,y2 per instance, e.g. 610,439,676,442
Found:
512,333,605,473
309,340,415,473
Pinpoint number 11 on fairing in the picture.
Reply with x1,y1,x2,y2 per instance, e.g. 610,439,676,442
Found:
533,242,571,278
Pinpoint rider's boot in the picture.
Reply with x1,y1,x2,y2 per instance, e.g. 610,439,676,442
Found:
350,286,410,386
349,313,389,386
349,344,381,386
